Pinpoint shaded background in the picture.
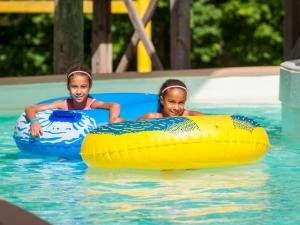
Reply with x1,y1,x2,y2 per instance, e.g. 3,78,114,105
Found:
0,0,284,77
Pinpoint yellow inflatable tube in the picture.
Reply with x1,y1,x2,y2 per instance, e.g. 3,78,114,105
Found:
81,115,270,170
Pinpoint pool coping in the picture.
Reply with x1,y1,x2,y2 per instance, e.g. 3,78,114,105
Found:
0,66,279,85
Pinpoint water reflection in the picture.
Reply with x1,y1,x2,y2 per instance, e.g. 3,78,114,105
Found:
82,164,270,224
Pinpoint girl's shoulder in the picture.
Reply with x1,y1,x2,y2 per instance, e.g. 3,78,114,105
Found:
185,110,204,116
147,112,162,118
137,112,162,120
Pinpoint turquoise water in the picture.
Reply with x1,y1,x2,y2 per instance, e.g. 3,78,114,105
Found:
1,105,300,225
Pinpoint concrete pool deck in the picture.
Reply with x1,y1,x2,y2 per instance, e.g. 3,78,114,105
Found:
0,66,280,113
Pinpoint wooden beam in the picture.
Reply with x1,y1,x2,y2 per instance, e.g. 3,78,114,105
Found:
0,1,55,13
115,0,157,73
170,0,191,69
0,0,136,14
123,0,163,70
92,0,112,74
284,0,300,60
54,0,84,73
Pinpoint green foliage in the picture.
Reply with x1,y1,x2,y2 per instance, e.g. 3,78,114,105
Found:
190,0,283,67
0,14,53,77
191,0,223,67
111,14,134,69
220,0,284,66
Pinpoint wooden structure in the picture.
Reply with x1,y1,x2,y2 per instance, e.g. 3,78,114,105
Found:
116,0,157,72
92,0,112,74
123,0,162,70
284,0,300,60
0,0,132,14
170,0,191,69
0,0,192,73
54,0,84,74
2,1,299,73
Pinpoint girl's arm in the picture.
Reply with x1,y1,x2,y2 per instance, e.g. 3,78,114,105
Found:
25,100,64,137
92,101,121,123
187,110,204,116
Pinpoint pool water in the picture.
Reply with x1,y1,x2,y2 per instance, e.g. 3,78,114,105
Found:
1,105,300,225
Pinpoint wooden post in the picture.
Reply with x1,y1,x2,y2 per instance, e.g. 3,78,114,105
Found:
123,0,163,70
284,0,300,60
54,0,84,74
116,0,157,73
170,0,191,69
92,0,112,74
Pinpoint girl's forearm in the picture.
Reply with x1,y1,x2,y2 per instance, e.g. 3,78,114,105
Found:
109,103,121,121
25,106,37,121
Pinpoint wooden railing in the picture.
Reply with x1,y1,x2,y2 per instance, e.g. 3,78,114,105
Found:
0,0,153,73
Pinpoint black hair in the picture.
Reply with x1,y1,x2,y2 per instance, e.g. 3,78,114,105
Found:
158,79,187,112
66,64,92,87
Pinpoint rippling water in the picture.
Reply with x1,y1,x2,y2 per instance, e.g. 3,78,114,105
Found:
1,106,300,225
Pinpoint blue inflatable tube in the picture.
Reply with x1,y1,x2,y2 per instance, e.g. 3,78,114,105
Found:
13,93,158,159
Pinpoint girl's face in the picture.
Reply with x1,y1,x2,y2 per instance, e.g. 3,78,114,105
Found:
67,73,91,104
160,88,187,117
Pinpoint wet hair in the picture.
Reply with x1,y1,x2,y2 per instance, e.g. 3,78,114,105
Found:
66,64,92,87
158,79,187,112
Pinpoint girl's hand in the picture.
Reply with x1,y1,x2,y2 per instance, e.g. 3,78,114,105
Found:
30,122,43,138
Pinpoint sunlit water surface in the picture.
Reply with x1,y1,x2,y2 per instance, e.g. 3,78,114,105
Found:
1,105,300,225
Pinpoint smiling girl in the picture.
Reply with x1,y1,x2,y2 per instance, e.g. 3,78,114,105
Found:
137,79,203,120
25,64,122,137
